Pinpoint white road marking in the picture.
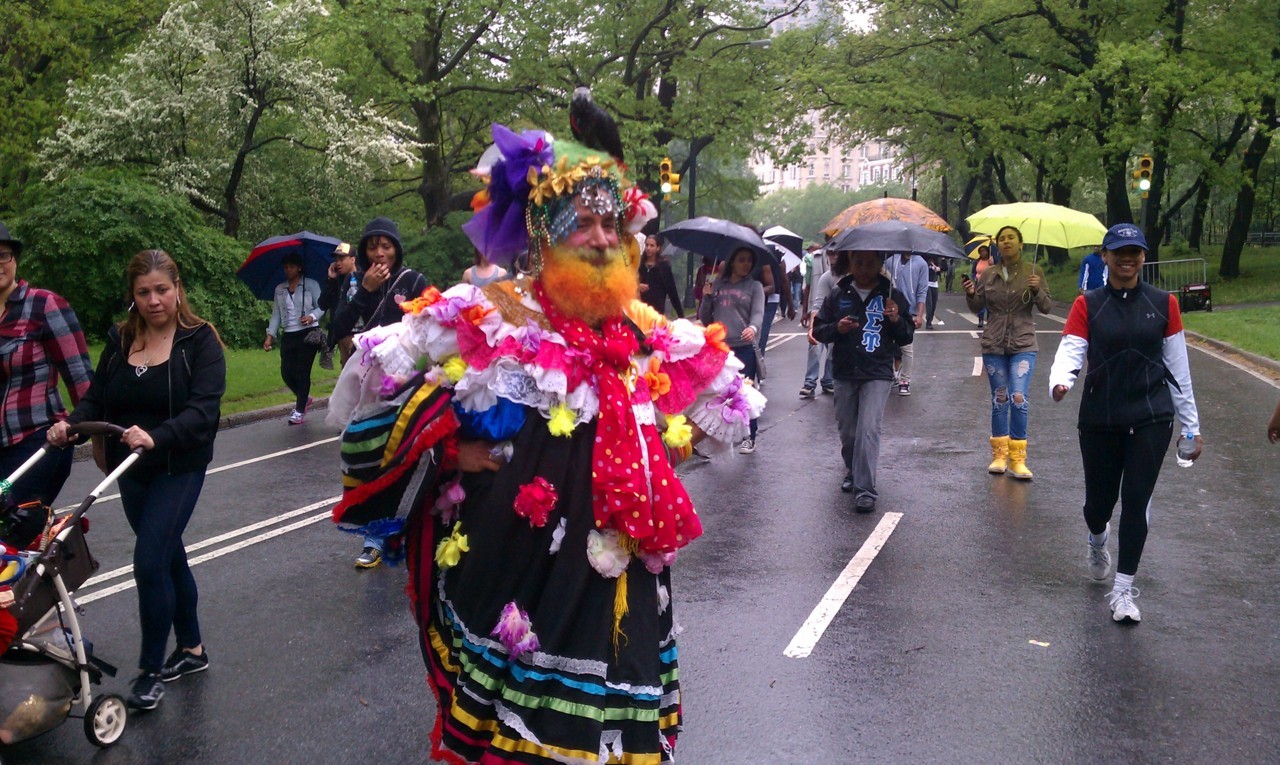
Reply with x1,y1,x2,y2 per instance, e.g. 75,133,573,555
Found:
972,357,984,376
76,502,339,605
1188,340,1280,389
1040,313,1066,324
81,496,342,587
766,333,803,351
56,436,339,511
948,309,979,326
784,512,903,659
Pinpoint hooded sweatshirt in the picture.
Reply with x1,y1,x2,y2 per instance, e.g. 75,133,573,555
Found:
813,273,913,381
329,217,428,338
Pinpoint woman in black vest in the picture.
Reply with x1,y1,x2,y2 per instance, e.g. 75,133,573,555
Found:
1049,224,1202,625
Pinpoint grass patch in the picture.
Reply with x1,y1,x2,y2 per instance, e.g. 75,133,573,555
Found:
1041,245,1280,307
1182,307,1280,362
62,342,341,418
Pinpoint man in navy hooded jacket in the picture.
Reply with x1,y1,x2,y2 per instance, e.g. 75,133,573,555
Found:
814,251,914,513
329,217,429,344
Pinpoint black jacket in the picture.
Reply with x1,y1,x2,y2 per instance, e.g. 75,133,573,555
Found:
330,217,428,338
69,323,225,473
813,274,913,381
1076,282,1177,431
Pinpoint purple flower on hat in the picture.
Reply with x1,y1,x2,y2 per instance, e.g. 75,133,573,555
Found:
462,124,554,266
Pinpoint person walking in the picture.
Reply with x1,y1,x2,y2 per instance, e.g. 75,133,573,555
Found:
924,255,943,329
800,246,838,398
0,222,93,507
263,252,324,425
49,249,226,710
461,250,508,287
1078,248,1108,294
971,244,994,328
1049,224,1202,624
328,216,428,568
700,246,765,454
319,242,359,367
637,233,684,318
812,250,913,512
963,225,1052,479
884,252,928,395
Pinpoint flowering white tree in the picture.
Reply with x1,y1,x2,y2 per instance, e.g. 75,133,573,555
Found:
41,0,420,237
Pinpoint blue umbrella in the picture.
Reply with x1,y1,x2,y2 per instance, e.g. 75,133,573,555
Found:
236,231,342,300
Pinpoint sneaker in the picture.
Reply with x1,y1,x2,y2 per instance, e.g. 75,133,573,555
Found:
160,647,209,682
898,383,910,396
288,409,304,425
854,495,877,514
1107,587,1141,623
799,385,816,399
821,383,835,395
738,438,756,455
319,348,335,370
127,672,165,710
936,320,944,326
841,473,854,493
355,547,382,569
925,324,933,330
1087,525,1112,581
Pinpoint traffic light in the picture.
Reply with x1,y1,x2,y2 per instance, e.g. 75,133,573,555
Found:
659,157,673,194
1137,154,1153,191
667,171,681,194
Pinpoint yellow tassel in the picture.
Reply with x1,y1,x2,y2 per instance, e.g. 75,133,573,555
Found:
612,570,629,656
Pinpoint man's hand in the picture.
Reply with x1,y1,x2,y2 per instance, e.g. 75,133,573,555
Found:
807,328,818,345
362,263,391,291
786,307,796,321
456,440,501,473
328,262,340,279
800,314,810,329
638,283,650,293
913,313,923,329
263,335,274,351
1052,384,1069,402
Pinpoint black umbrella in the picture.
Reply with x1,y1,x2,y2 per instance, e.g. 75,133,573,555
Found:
659,217,769,263
828,220,965,260
762,225,804,257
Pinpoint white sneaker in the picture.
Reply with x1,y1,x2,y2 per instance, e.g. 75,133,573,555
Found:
288,409,304,425
738,438,756,455
1107,587,1141,623
1088,525,1111,580
935,320,944,326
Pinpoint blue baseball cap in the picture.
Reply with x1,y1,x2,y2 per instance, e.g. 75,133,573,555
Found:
1102,223,1148,252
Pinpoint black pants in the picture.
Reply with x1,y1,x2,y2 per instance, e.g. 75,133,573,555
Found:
1079,422,1174,576
280,330,319,411
926,286,939,326
0,426,73,506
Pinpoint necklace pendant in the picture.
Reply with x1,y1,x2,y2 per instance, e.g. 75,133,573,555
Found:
135,363,148,377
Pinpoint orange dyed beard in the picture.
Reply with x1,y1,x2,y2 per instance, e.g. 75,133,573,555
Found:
538,243,638,327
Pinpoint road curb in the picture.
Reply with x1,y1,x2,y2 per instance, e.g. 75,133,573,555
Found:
72,397,332,461
1184,331,1280,379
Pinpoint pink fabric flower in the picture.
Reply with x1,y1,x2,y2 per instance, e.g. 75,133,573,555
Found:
513,477,558,527
491,601,540,660
434,476,466,525
708,377,750,424
586,529,631,578
638,549,677,575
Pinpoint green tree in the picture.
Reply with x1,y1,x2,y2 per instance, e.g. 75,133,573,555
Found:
40,0,419,238
16,170,265,347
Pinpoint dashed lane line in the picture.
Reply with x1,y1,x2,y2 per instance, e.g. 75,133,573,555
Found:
784,512,903,659
76,497,340,605
972,357,984,376
81,496,342,588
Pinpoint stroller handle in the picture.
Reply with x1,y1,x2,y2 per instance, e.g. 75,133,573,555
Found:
66,422,127,440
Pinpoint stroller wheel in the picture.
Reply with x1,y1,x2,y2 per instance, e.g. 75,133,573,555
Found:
84,693,127,747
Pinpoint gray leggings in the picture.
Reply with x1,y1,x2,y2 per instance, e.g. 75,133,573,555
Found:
834,379,892,502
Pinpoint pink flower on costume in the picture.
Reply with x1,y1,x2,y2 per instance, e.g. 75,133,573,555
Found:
434,476,466,525
638,549,677,575
707,377,750,424
513,477,558,527
586,529,630,578
491,601,540,659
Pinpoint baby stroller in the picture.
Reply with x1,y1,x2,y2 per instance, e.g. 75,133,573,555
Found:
0,423,142,761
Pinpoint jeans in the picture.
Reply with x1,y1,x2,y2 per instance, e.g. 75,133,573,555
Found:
804,342,834,389
732,345,759,440
983,352,1037,439
118,469,206,672
834,379,892,502
757,302,779,355
790,282,804,316
280,329,319,412
0,426,73,507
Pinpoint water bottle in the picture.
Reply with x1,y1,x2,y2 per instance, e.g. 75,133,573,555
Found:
1176,434,1196,468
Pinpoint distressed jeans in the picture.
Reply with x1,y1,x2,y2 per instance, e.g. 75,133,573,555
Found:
983,351,1037,439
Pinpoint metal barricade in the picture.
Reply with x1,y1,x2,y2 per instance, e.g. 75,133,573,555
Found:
1141,258,1211,312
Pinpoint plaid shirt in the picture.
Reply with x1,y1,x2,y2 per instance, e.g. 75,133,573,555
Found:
1,281,93,447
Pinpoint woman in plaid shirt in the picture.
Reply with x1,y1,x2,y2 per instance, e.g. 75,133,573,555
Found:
0,222,92,507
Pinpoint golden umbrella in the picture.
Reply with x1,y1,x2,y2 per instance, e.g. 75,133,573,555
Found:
823,197,952,237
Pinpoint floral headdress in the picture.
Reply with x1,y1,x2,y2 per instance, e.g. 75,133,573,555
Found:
462,123,656,272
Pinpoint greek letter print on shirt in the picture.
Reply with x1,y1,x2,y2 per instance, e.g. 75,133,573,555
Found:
862,295,886,353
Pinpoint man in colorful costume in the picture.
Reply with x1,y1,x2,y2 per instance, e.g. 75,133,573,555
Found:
327,115,765,764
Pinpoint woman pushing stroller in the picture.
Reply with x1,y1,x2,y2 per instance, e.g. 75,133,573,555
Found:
49,249,226,711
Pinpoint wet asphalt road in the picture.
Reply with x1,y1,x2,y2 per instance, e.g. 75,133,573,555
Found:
4,292,1279,765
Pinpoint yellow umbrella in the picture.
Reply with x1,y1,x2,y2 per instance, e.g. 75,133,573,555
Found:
964,235,994,260
823,197,951,237
966,202,1106,250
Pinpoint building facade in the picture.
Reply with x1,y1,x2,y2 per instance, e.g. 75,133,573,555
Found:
750,111,907,194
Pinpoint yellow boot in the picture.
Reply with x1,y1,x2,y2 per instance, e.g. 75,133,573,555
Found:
1008,439,1033,480
988,436,1009,474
